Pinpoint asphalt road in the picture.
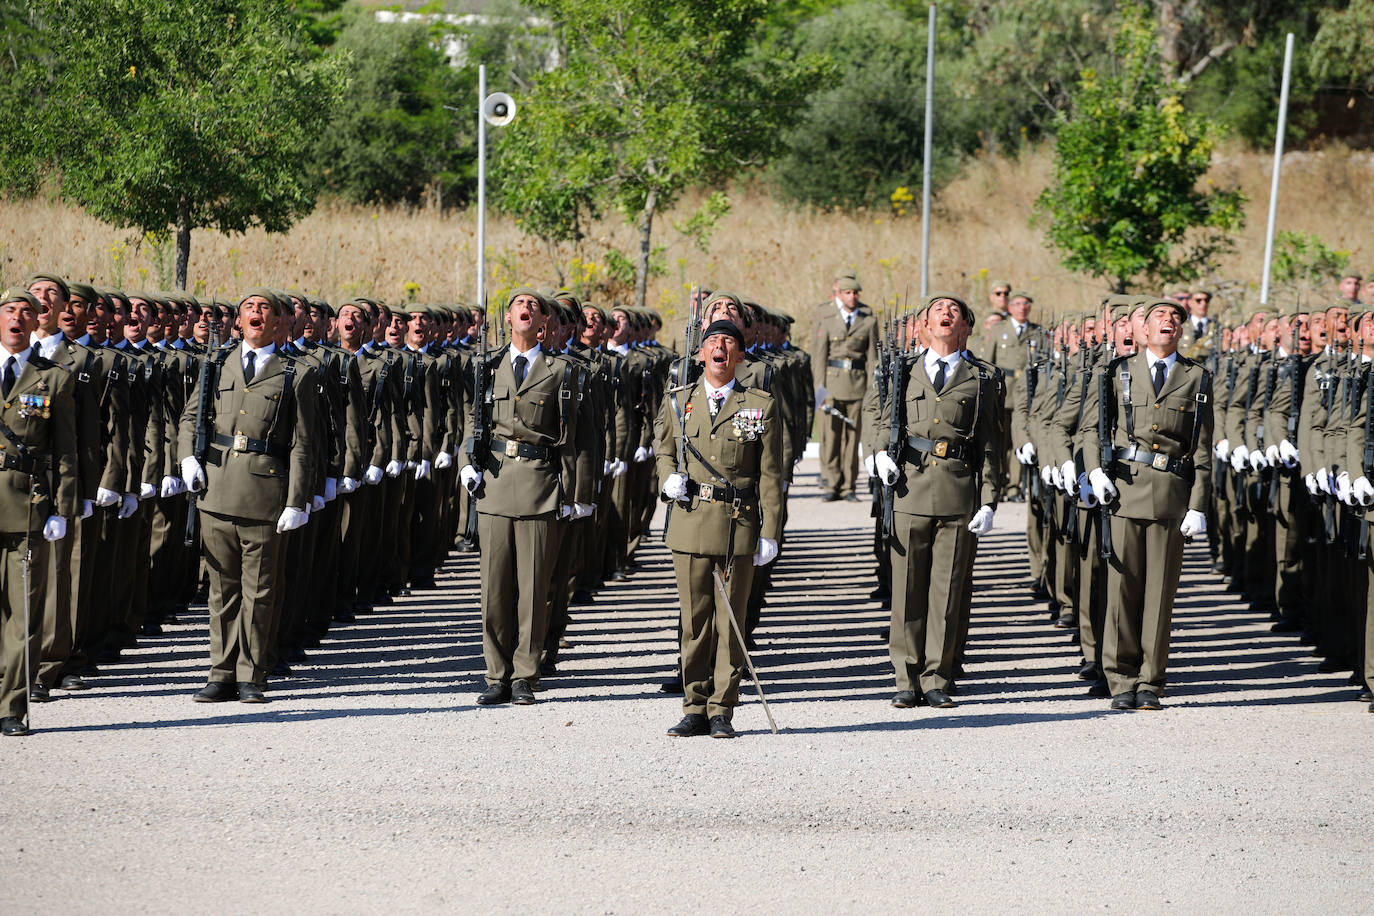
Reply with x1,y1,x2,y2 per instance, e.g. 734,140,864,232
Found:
3,458,1369,913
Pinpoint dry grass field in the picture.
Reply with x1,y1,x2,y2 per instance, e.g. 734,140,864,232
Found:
1,143,1371,339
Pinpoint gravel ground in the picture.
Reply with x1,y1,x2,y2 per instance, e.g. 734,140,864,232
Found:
3,459,1370,914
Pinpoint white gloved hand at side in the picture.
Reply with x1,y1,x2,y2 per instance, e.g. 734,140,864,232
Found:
365,465,384,485
753,537,779,566
311,494,326,512
572,502,595,519
864,453,876,480
611,459,627,478
1040,465,1054,487
1049,465,1063,490
180,456,207,493
118,494,139,519
42,515,67,542
1264,444,1281,467
434,451,453,470
1078,475,1099,507
138,482,156,500
80,499,94,520
339,476,359,494
1060,461,1076,492
874,450,900,486
1304,473,1319,496
1278,439,1300,468
559,504,573,519
385,460,403,478
276,506,308,533
661,472,688,501
460,465,482,493
633,445,650,463
1214,438,1230,460
414,459,432,480
95,486,121,508
1336,471,1353,505
1355,476,1374,507
324,477,338,501
159,475,180,498
1249,449,1269,471
967,505,994,536
1180,508,1206,538
1088,467,1118,503
1316,467,1331,494
1230,444,1250,472
1017,442,1036,465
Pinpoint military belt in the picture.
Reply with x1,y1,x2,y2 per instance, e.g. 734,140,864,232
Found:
685,480,757,505
1113,444,1190,476
827,357,864,371
212,432,286,459
904,434,970,462
492,437,551,461
0,451,44,474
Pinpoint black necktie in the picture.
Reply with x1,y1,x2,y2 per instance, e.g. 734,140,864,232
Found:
933,358,947,392
243,351,256,384
513,354,528,387
2,357,14,399
1152,360,1167,395
709,391,724,417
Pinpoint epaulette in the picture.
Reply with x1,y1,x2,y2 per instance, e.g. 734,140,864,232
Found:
29,354,59,371
743,384,773,400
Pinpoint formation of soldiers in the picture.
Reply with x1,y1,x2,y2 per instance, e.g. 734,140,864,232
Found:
2,265,1370,738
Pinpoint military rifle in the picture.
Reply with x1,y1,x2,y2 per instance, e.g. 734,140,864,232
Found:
184,316,220,547
668,286,703,522
1097,367,1115,559
464,297,492,542
881,313,905,541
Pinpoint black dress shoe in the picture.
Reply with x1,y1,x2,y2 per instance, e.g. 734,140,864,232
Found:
1030,583,1051,600
667,713,709,737
140,621,163,636
1368,701,1374,713
29,683,52,703
58,674,88,691
193,681,238,703
868,585,891,600
373,590,393,606
610,570,629,582
891,690,918,708
659,677,684,694
709,715,736,738
287,646,308,663
571,589,594,605
922,689,955,708
410,578,436,591
1088,678,1111,698
1076,661,1100,681
844,493,859,502
1110,691,1136,710
1317,658,1348,674
1270,617,1303,633
1358,689,1373,702
80,663,101,676
477,683,511,705
271,660,293,677
1135,689,1162,710
237,682,267,703
1055,611,1076,629
511,679,536,705
539,660,559,678
820,491,840,502
2,716,29,736
334,608,355,623
395,587,413,597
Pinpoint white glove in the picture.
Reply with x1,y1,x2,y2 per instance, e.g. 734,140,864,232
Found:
1078,475,1099,507
864,453,876,479
1317,467,1331,494
42,515,67,542
324,477,338,501
661,472,688,501
138,482,156,500
1230,444,1250,472
611,459,627,478
405,460,416,471
385,460,403,478
1088,467,1118,503
633,445,650,463
1278,439,1300,468
1249,449,1268,471
603,460,612,475
181,457,206,493
1214,438,1230,460
365,465,384,485
1180,508,1206,538
414,460,431,480
79,499,93,520
1355,476,1374,507
572,502,595,519
1018,442,1036,465
95,486,120,508
1305,473,1319,496
435,451,453,470
460,465,482,493
118,494,138,519
559,504,574,519
1264,444,1280,466
1040,465,1054,487
159,476,177,498
874,450,900,486
1336,472,1354,505
311,494,325,512
967,505,995,536
753,537,779,566
1049,465,1063,490
1060,461,1076,492
276,506,308,533
339,476,359,494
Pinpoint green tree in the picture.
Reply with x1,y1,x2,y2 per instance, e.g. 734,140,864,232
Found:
1034,4,1245,292
22,0,347,289
493,0,827,309
1310,0,1374,91
1271,230,1350,302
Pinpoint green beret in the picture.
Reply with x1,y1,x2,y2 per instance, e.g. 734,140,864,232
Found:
25,272,69,300
1009,290,1034,303
553,289,581,310
1342,267,1363,281
704,290,751,327
504,286,547,313
0,288,40,310
1145,298,1187,323
834,275,861,292
990,281,1011,293
67,281,97,303
237,288,288,316
923,292,974,325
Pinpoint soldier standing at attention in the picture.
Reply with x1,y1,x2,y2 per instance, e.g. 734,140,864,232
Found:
177,290,317,704
986,289,1039,500
460,287,582,707
0,288,79,736
1079,298,1212,711
810,274,877,502
866,294,1003,710
656,320,782,738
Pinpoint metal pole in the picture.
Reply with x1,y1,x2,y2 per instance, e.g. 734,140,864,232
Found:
1259,33,1294,306
920,4,936,298
477,64,487,309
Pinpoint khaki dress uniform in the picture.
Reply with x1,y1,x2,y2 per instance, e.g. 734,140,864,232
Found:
0,350,78,722
177,344,318,688
654,378,783,721
1078,350,1213,699
810,304,878,498
986,319,1039,497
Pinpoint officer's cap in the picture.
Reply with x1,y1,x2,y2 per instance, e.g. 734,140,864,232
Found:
25,272,69,301
1009,290,1034,303
702,319,745,349
1341,267,1363,281
922,292,974,325
237,288,288,316
990,280,1012,293
67,281,97,304
0,288,40,311
553,289,581,310
835,274,861,292
505,286,548,314
704,290,751,327
1144,298,1187,323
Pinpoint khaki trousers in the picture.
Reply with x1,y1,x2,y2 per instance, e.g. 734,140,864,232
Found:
0,532,46,719
38,512,81,687
672,551,753,719
1103,516,1185,697
201,511,285,685
889,512,974,693
818,398,862,496
478,511,556,685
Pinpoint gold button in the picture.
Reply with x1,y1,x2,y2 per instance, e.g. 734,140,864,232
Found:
710,434,716,440
1152,424,1159,430
933,418,940,424
1152,444,1159,451
515,396,520,402
934,396,941,402
239,409,246,415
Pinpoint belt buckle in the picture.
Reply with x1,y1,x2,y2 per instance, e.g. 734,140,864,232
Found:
504,440,520,459
699,484,715,502
1152,453,1169,471
933,440,949,458
232,433,248,453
